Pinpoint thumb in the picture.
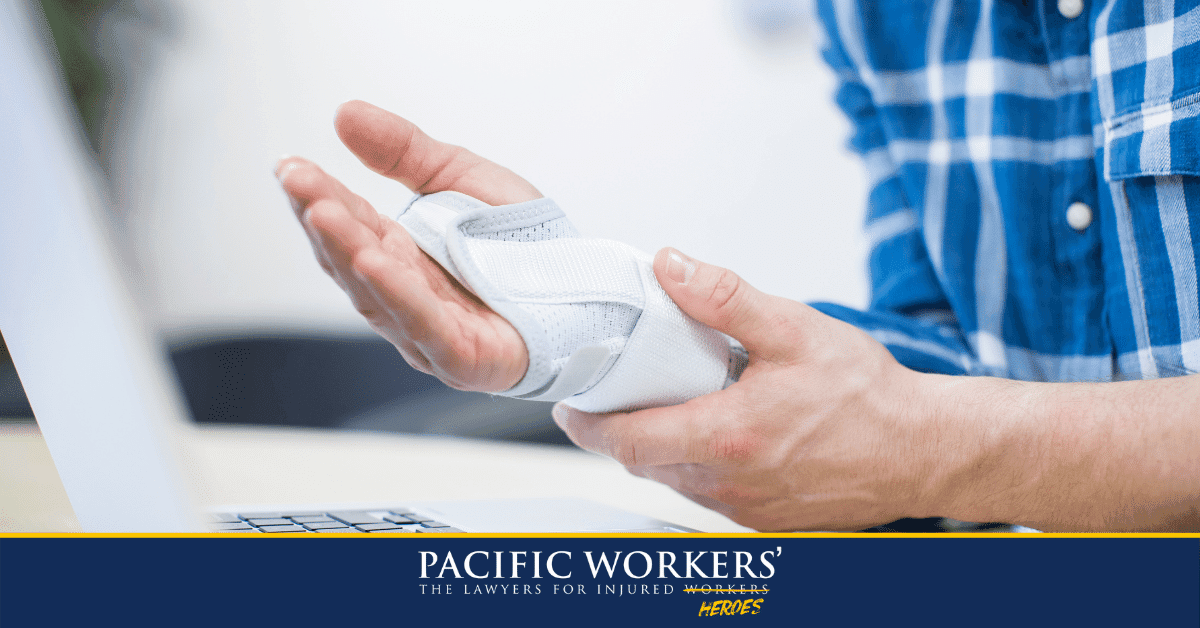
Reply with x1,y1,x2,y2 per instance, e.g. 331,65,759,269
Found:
334,100,542,206
653,247,801,361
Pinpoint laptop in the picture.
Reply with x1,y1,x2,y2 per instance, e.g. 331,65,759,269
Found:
0,0,691,534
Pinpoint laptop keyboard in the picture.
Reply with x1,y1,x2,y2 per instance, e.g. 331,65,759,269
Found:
208,509,464,533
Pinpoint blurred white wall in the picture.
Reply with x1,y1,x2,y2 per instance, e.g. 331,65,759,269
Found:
111,0,868,339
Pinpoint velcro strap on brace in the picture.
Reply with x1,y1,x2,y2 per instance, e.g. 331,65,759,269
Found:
395,191,742,413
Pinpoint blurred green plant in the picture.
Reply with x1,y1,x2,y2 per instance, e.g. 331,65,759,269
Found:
37,0,115,152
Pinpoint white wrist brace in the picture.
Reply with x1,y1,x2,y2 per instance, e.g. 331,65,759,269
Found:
394,192,746,413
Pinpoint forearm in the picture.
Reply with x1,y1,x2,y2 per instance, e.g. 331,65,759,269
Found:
911,372,1200,531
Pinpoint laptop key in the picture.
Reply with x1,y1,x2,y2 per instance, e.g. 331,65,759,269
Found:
303,521,350,530
420,521,451,528
257,524,307,533
314,527,361,533
247,518,291,526
368,527,418,533
354,523,408,531
329,511,385,525
210,522,254,531
291,515,337,524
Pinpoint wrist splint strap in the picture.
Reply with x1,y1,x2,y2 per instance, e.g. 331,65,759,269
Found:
394,191,746,413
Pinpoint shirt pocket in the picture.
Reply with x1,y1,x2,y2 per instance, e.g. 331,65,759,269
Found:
1099,87,1200,379
1103,87,1200,181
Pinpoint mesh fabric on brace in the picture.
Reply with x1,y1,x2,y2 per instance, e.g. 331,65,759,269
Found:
465,212,641,393
466,215,579,242
523,302,640,366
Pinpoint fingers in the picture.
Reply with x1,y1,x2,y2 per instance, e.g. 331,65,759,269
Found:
277,156,381,231
552,392,753,467
275,158,449,377
276,158,386,304
353,234,528,392
334,100,543,206
652,247,809,362
275,154,529,393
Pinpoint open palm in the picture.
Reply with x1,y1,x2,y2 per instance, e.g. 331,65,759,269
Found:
277,100,536,392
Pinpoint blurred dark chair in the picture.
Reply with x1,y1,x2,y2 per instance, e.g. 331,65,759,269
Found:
168,334,569,446
0,333,34,419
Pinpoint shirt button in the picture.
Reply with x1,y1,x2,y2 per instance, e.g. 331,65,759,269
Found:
1058,0,1084,19
1066,201,1093,231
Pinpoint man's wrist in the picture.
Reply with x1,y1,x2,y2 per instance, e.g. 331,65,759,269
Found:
898,371,1044,525
900,372,1200,531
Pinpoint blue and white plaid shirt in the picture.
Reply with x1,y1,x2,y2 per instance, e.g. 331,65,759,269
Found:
812,0,1200,382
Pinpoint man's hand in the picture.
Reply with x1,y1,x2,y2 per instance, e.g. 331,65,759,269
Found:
552,248,937,531
277,100,537,392
553,249,1200,532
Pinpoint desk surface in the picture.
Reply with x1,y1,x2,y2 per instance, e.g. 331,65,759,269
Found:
0,422,752,533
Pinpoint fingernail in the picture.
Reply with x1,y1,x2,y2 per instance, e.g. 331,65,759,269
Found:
275,159,298,184
551,403,569,428
275,159,301,211
664,249,696,285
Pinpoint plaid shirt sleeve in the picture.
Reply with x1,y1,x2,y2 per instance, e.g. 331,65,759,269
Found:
810,0,1200,382
810,1,981,376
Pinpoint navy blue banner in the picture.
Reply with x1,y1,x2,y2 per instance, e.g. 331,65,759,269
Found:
1,536,1196,626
